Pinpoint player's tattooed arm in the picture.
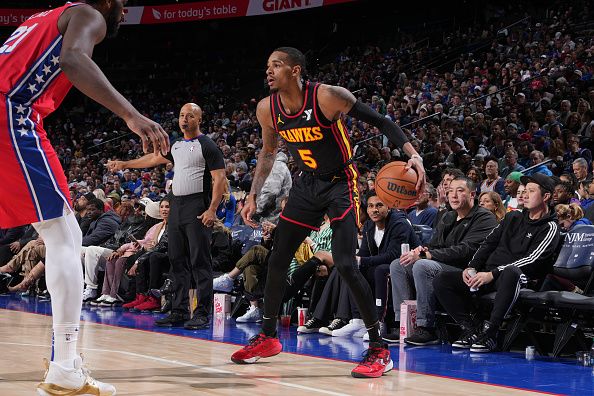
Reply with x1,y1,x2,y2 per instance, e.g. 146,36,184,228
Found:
251,97,278,199
317,84,357,121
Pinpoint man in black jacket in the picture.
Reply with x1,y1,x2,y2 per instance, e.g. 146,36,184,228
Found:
434,173,560,353
390,176,497,345
0,225,26,265
81,199,121,247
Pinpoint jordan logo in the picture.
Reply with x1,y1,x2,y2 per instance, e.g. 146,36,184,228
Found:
303,109,312,121
277,114,284,125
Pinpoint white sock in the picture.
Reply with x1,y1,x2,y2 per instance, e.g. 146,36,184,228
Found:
52,323,79,363
33,210,83,365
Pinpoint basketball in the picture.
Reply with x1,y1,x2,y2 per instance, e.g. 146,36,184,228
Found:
375,161,418,209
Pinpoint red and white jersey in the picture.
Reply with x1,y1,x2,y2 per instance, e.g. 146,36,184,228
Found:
0,2,86,227
0,2,84,118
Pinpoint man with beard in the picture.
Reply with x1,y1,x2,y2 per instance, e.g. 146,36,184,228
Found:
0,1,169,394
74,192,97,234
108,103,227,331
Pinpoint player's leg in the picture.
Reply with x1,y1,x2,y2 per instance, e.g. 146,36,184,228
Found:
34,210,115,395
33,211,82,363
330,215,380,338
331,215,393,378
231,218,311,364
261,218,312,335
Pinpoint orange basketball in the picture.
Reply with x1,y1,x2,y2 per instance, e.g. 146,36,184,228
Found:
375,161,418,209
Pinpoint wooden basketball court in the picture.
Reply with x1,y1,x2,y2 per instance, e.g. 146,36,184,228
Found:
0,308,549,395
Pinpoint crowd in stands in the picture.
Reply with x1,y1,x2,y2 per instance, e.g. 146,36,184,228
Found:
1,1,594,355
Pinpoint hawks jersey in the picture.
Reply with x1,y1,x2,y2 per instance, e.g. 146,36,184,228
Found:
270,81,354,174
0,2,82,118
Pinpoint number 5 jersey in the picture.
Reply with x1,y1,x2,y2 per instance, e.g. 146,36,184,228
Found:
270,81,354,174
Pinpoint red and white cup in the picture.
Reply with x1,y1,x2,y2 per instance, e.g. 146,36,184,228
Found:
298,307,308,327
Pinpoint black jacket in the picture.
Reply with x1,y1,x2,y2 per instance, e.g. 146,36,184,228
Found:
469,209,561,281
428,205,498,267
82,211,121,247
359,210,420,268
101,215,147,251
0,226,26,245
18,225,38,246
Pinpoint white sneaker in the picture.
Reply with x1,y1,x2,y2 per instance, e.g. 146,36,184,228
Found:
213,274,234,292
37,356,116,396
236,306,262,323
98,296,119,307
89,295,109,306
82,287,97,303
331,318,365,337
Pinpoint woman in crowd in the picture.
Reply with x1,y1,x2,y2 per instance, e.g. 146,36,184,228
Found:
122,197,171,311
92,198,168,306
478,191,506,222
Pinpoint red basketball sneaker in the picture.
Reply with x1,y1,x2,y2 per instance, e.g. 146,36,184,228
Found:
231,333,283,364
351,343,393,378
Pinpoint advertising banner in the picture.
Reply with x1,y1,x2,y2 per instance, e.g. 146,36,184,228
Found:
0,0,356,27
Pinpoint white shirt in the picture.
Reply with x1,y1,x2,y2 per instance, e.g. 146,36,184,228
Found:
374,226,385,248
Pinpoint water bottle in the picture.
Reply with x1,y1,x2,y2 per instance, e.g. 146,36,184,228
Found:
468,268,478,292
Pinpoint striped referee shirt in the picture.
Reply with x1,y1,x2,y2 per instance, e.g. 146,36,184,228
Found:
164,135,225,197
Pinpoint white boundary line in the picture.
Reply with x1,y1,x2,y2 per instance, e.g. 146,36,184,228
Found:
0,341,351,396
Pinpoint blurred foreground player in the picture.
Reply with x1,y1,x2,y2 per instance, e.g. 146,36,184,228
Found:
231,47,426,378
0,1,169,394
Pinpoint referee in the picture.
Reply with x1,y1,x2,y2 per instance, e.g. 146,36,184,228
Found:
108,103,226,329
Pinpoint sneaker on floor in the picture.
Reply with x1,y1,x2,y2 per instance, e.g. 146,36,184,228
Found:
133,295,161,312
213,274,234,293
452,325,481,349
36,356,116,396
363,322,387,342
89,295,109,306
469,321,498,353
332,318,365,337
184,314,211,330
319,318,347,336
155,312,189,328
404,326,440,346
236,306,263,323
297,317,325,334
82,287,97,303
382,330,400,344
231,333,282,364
351,342,393,378
98,296,120,307
122,293,148,310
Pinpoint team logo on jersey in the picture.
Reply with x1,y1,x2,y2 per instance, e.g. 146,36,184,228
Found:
303,109,312,121
277,114,284,125
526,233,533,239
278,127,324,143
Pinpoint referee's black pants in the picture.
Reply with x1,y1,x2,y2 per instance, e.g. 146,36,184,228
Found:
168,193,213,317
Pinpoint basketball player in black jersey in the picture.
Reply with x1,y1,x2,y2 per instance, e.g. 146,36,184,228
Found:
231,47,426,378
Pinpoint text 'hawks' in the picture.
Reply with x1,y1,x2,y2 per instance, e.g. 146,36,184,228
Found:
278,127,324,143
